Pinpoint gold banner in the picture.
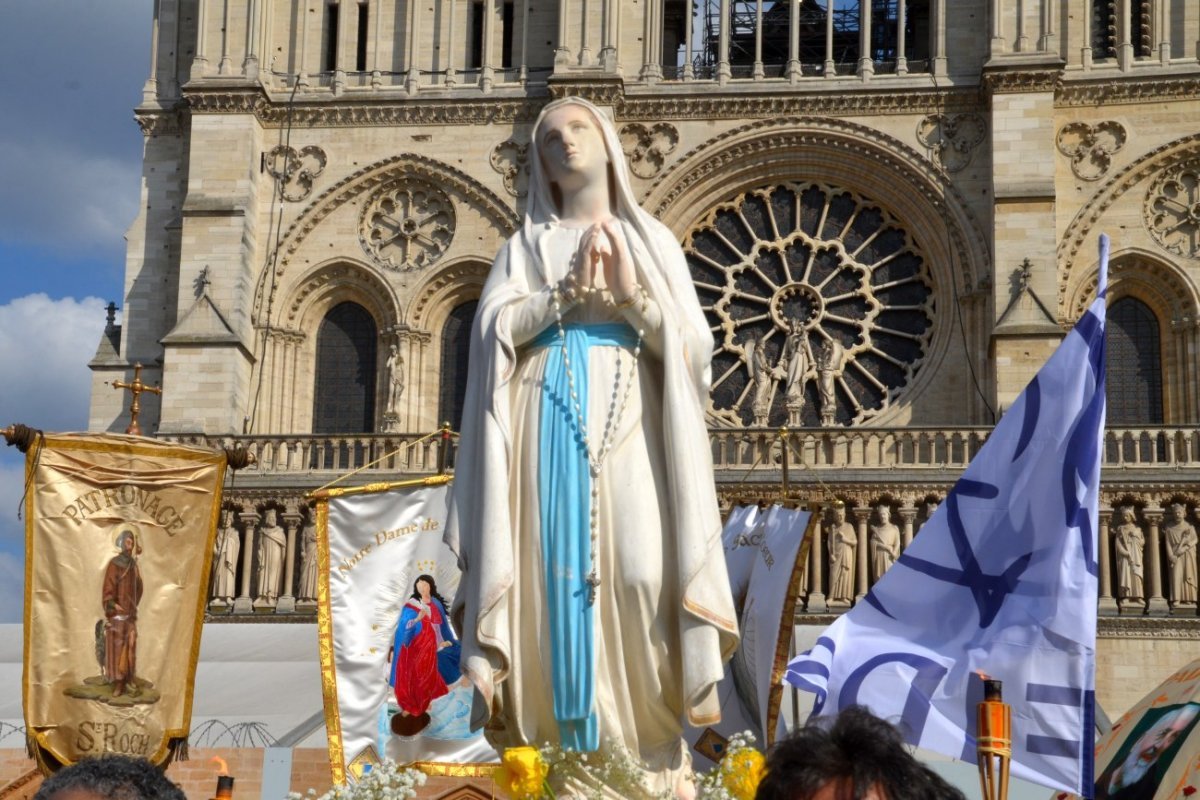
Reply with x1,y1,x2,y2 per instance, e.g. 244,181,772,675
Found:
22,433,226,771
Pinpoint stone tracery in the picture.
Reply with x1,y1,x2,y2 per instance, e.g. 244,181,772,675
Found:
359,179,456,271
1146,161,1200,258
686,182,935,427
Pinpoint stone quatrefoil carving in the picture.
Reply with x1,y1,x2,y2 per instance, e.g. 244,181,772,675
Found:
489,139,530,197
265,145,327,201
686,182,935,428
618,122,680,179
1056,121,1127,181
359,179,456,271
1146,161,1200,259
915,114,986,173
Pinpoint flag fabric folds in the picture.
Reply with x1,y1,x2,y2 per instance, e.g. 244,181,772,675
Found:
785,236,1110,797
22,433,227,771
691,504,812,758
315,479,496,783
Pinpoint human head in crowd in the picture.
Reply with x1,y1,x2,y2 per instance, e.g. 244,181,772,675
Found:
755,706,966,800
33,754,186,800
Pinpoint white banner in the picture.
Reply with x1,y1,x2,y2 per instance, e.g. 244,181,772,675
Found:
691,505,811,760
317,479,497,783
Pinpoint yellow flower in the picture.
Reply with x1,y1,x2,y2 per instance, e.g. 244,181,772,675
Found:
491,746,550,800
720,748,765,800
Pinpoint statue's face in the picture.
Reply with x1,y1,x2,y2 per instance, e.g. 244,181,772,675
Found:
538,104,609,192
1171,504,1185,521
265,509,276,525
832,506,845,523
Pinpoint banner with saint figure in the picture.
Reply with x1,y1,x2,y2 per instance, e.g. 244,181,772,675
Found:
314,477,497,784
22,433,227,772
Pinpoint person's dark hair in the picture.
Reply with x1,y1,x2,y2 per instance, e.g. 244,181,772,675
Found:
755,706,966,800
410,573,451,610
34,754,186,800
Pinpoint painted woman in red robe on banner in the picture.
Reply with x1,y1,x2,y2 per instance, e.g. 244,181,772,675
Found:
388,574,462,718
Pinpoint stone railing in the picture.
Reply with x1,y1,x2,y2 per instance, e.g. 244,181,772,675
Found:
166,426,1200,483
171,426,1200,619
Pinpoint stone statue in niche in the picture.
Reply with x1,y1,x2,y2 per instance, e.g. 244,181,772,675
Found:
827,503,857,606
1112,506,1145,606
385,344,405,415
869,504,901,582
746,335,776,427
297,517,319,603
782,320,810,426
1163,503,1197,607
444,97,736,798
210,508,240,605
255,508,286,605
817,338,845,427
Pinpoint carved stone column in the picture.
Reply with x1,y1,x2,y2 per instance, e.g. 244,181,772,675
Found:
278,501,302,614
1144,506,1169,615
853,506,870,601
806,513,826,613
1097,507,1118,616
899,503,917,550
234,506,259,614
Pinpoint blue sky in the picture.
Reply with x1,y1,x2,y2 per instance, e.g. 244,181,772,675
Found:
0,1,151,620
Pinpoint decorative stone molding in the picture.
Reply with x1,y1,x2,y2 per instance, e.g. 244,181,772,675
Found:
546,78,624,106
1064,253,1198,323
916,113,986,173
1057,76,1200,108
648,116,991,293
255,153,518,323
618,122,679,179
1097,617,1200,639
135,109,185,136
981,67,1062,96
1056,121,1126,182
185,88,268,114
359,179,456,271
689,182,935,428
256,99,539,128
617,88,982,121
283,261,400,329
1057,133,1200,318
489,139,530,197
265,145,327,202
408,260,491,330
1145,161,1200,259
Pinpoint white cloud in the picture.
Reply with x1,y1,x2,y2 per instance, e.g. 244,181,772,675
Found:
0,293,109,620
0,294,108,432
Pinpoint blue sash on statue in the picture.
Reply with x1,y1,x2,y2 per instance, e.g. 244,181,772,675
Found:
529,321,638,752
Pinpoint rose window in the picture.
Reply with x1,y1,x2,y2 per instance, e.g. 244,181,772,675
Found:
360,180,456,271
1146,162,1200,258
686,182,935,427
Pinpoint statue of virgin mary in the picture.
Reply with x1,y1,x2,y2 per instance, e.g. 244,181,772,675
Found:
445,97,738,795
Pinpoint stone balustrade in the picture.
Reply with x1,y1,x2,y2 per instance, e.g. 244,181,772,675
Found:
169,426,1200,619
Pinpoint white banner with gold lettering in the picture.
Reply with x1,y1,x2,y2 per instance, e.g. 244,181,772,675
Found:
22,432,226,771
316,478,497,784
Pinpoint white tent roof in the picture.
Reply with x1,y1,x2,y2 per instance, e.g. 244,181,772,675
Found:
0,623,325,749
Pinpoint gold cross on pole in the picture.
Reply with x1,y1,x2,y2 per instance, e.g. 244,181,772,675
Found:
112,363,163,436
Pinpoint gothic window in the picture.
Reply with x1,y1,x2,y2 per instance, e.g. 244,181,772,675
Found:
439,301,478,432
686,182,935,427
1106,297,1163,424
312,302,378,433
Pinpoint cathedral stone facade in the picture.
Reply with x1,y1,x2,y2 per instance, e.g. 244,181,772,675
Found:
87,0,1200,722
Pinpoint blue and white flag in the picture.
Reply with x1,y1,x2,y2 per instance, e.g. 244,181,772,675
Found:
785,236,1110,797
